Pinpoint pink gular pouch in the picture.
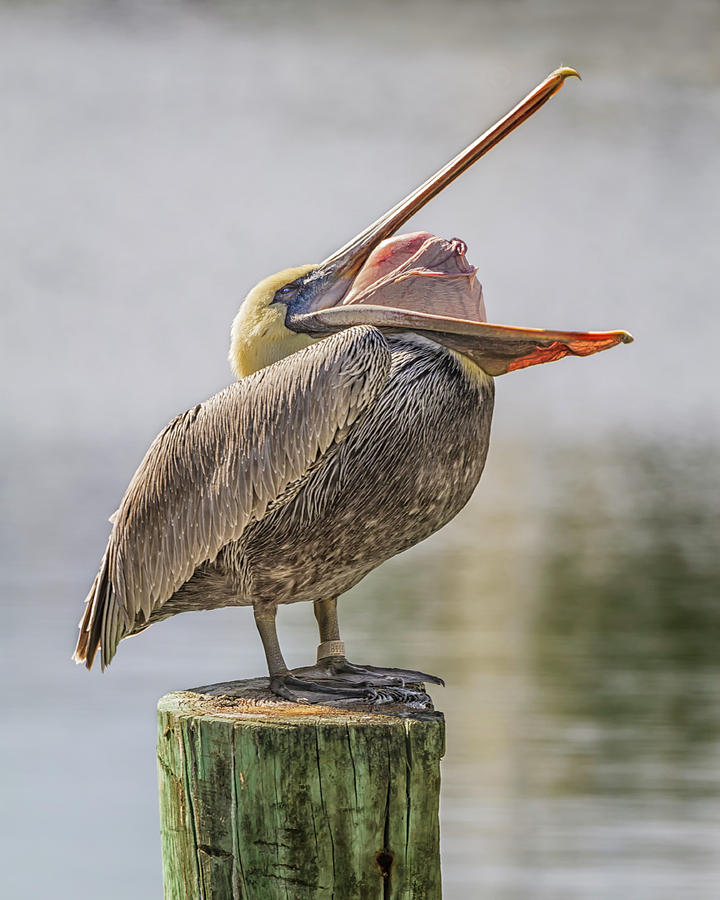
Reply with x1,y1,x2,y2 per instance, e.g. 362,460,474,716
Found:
335,231,630,377
343,232,487,325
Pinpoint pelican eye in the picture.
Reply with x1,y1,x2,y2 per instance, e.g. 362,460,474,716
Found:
275,281,302,301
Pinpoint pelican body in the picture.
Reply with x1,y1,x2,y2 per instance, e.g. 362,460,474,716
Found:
150,329,492,621
74,70,631,702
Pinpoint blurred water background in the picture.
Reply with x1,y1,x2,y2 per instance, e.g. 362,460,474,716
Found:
2,1,719,897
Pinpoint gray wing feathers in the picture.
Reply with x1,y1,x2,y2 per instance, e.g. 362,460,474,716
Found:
74,326,390,669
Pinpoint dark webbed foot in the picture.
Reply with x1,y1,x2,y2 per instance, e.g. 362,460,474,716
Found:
270,662,441,707
269,672,379,704
326,659,445,687
273,670,435,709
303,656,444,689
284,657,443,709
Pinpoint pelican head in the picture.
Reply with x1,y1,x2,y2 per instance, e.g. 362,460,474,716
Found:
229,265,317,378
230,68,631,380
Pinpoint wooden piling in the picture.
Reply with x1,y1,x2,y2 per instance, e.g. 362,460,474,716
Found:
157,678,445,899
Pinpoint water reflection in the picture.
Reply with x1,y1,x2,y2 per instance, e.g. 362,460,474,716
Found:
532,443,720,795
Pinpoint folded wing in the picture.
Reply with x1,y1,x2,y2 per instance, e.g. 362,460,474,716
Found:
74,326,391,669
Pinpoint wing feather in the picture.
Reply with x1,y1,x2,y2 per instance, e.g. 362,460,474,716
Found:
74,326,390,669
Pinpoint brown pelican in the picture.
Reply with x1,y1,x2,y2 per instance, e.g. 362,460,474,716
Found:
74,68,631,702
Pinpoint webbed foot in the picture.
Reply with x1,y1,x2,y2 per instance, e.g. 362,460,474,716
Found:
284,657,443,711
332,659,445,687
269,672,378,704
304,657,444,688
270,662,439,708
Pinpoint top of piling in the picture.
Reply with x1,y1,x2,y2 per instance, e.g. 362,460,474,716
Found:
158,676,444,729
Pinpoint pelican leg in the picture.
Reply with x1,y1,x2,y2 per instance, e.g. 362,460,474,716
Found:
253,603,377,703
295,597,445,689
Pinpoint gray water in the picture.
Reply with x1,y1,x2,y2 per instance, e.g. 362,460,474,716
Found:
2,1,719,897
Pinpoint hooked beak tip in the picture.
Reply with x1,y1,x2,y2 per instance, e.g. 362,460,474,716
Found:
551,66,582,83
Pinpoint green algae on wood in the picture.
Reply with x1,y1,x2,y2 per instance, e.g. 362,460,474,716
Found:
157,678,445,899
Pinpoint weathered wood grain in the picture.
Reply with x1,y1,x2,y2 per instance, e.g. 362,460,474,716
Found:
157,678,445,899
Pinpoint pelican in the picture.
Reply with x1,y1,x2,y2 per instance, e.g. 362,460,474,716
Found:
74,68,631,702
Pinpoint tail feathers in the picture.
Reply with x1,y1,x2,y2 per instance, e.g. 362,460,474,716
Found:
73,554,114,670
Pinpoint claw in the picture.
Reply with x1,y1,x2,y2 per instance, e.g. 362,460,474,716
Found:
355,664,445,687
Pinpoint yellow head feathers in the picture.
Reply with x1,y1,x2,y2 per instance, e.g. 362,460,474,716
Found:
229,265,317,378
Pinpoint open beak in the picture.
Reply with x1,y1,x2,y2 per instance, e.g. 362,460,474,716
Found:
286,67,633,375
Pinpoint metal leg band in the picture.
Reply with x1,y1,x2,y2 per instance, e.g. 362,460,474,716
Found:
317,640,345,661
